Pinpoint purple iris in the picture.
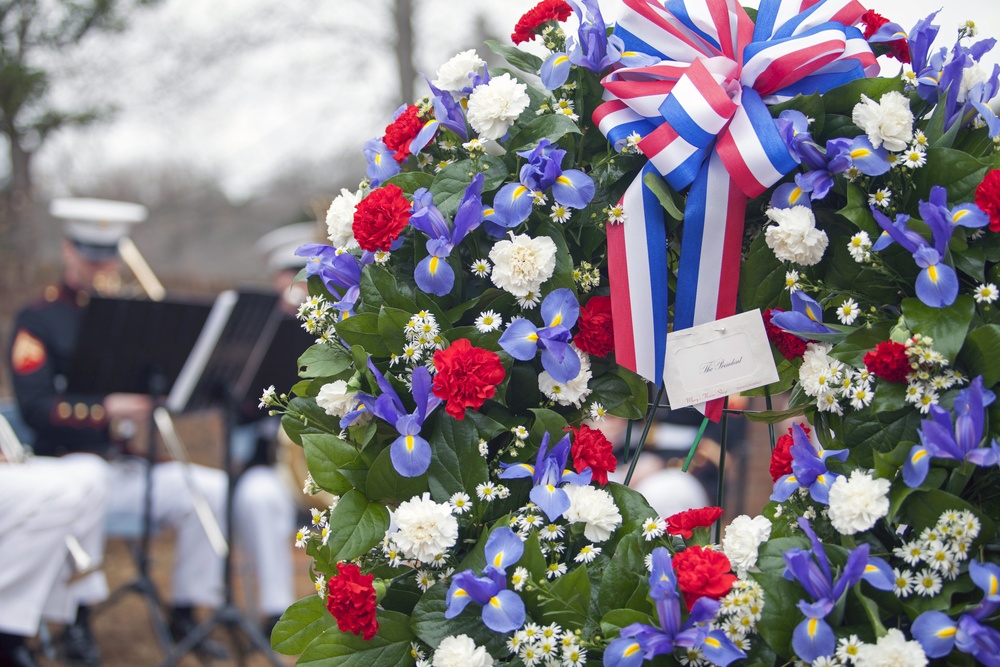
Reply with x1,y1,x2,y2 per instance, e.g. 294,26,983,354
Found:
782,518,870,663
539,0,623,89
363,138,401,186
444,527,525,633
771,423,847,505
604,547,745,667
825,136,890,177
870,188,962,308
340,360,441,477
498,288,582,383
423,76,469,140
903,376,999,487
411,174,484,296
492,139,595,228
768,291,837,340
294,244,374,318
498,432,591,522
912,560,1000,665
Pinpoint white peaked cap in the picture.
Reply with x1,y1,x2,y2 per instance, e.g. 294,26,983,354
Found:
52,197,148,250
255,222,320,272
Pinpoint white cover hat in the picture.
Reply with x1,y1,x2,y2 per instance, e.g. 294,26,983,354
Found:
256,222,320,272
51,197,148,260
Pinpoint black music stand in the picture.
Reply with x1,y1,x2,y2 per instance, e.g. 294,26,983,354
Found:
67,295,214,653
161,289,285,667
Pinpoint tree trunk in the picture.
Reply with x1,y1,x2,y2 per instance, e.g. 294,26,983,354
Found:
1,136,37,258
393,0,415,106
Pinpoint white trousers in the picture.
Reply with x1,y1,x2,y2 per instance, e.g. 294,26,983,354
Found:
0,454,110,636
105,458,294,613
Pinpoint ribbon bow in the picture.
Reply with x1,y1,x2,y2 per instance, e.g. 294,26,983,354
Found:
595,0,876,419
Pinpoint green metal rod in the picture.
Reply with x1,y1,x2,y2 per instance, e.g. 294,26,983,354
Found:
682,417,710,473
764,387,776,451
624,384,665,486
715,396,731,544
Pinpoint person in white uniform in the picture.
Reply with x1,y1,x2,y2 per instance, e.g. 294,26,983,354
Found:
0,446,110,667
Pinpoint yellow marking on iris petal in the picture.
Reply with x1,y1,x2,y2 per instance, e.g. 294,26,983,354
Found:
806,305,819,322
865,564,878,573
850,148,872,159
454,588,467,598
547,484,556,493
429,256,439,274
551,312,562,327
787,475,797,483
374,154,382,165
527,332,539,342
513,185,529,200
556,175,572,186
484,207,495,216
816,474,826,484
808,618,819,637
704,637,721,648
990,575,998,596
623,643,642,657
789,187,802,204
494,552,505,567
406,436,415,452
489,596,502,608
937,626,957,638
912,449,928,463
953,210,969,223
928,265,939,283
555,55,570,66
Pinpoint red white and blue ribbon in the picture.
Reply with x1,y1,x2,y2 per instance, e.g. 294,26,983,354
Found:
595,0,877,420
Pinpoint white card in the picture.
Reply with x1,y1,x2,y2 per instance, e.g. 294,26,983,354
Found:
663,309,779,410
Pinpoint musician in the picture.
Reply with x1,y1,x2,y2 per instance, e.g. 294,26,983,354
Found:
0,452,110,667
6,197,288,657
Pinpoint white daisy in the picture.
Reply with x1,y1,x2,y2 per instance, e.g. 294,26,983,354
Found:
975,283,999,303
475,310,503,333
470,258,492,277
836,298,861,325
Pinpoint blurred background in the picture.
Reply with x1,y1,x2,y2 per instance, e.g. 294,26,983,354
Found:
0,0,997,664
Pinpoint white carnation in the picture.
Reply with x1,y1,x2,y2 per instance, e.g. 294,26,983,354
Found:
488,232,557,297
432,50,486,93
827,470,890,535
722,515,772,575
852,91,914,152
433,634,494,667
562,484,622,542
853,629,927,667
393,492,459,564
764,206,829,266
315,380,363,420
325,188,362,250
466,73,530,141
538,346,592,407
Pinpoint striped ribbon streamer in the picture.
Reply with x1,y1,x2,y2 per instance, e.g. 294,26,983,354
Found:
595,0,876,420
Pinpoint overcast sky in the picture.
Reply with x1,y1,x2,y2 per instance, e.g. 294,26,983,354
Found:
33,0,1000,203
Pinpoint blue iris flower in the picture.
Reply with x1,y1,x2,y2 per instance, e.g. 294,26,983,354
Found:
782,518,870,663
445,527,526,633
411,174,484,296
770,423,848,505
912,560,1000,665
768,291,837,340
498,432,591,521
498,288,582,383
294,244,375,319
340,360,441,477
604,547,745,667
870,192,961,308
492,139,595,228
903,376,999,487
539,0,622,89
363,138,401,186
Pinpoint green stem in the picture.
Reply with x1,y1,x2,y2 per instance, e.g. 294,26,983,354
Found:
682,418,710,473
765,387,776,452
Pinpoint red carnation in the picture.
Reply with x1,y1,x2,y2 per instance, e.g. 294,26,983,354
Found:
976,170,1000,233
382,104,426,163
770,423,810,482
565,423,617,485
511,0,573,44
352,184,411,252
672,545,737,611
574,296,615,358
666,506,724,539
432,339,506,420
325,562,378,640
763,307,809,360
864,340,910,383
860,10,910,63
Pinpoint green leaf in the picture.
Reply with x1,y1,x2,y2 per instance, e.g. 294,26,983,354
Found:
959,324,1000,387
608,366,651,420
383,171,434,195
912,148,988,204
271,595,336,655
901,488,996,544
322,489,391,563
298,610,414,667
740,230,787,313
744,403,809,423
335,313,391,357
597,534,650,613
600,609,653,638
282,396,342,444
769,93,825,135
507,113,583,152
820,77,904,115
359,264,417,313
642,170,684,221
605,482,657,527
750,571,803,658
430,157,509,217
304,433,373,495
427,411,490,501
485,39,543,74
902,295,975,364
541,564,591,628
377,306,414,354
410,584,509,656
298,343,354,379
837,183,879,236
829,320,894,367
529,407,570,443
365,446,429,505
